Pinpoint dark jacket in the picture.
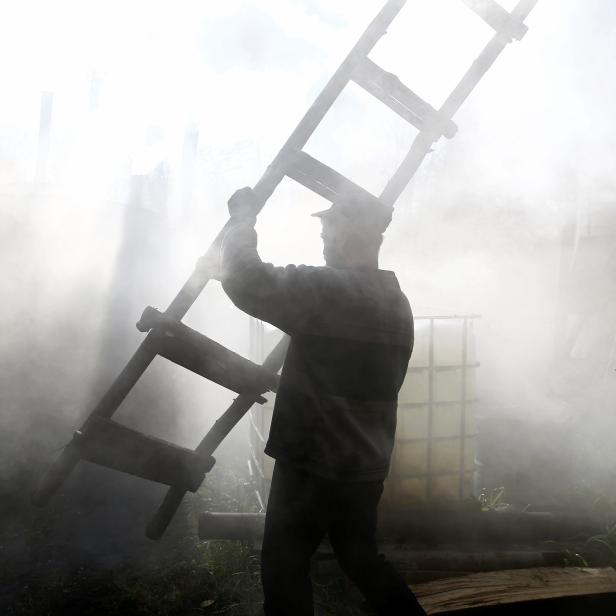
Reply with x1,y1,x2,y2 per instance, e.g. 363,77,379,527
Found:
221,222,413,481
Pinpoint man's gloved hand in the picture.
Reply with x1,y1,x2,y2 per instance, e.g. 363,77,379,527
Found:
228,186,259,226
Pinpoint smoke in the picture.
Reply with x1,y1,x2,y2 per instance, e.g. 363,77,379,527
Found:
1,0,616,573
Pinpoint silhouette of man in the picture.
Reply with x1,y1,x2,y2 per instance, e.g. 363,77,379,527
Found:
220,187,425,616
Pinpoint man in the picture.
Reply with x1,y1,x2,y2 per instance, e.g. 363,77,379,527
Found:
220,187,425,616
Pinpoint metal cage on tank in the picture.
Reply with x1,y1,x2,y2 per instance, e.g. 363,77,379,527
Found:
247,315,480,512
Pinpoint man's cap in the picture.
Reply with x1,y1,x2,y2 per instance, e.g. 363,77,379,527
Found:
311,194,393,235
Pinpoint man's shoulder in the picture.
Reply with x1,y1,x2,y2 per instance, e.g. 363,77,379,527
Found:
284,265,410,311
291,265,400,281
284,263,349,284
293,266,406,294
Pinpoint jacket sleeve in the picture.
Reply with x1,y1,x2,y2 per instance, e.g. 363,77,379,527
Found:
220,222,320,334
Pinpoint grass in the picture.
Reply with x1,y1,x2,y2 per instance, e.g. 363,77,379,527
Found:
586,523,616,567
478,486,508,511
3,448,370,616
8,540,261,616
7,539,371,616
12,456,616,614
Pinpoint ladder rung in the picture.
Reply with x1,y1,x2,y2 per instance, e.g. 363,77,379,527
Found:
255,0,408,204
140,307,278,399
352,57,457,139
460,0,528,40
283,149,380,205
73,417,214,492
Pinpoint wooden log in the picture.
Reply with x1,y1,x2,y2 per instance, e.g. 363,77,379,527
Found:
413,567,616,614
378,509,609,545
388,549,564,574
197,509,610,545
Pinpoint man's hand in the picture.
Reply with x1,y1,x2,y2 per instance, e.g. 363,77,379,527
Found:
228,186,259,225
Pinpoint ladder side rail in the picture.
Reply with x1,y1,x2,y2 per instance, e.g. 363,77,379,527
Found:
165,220,236,318
380,0,537,205
32,335,159,505
167,0,408,317
252,0,407,206
439,0,538,124
34,0,537,510
146,336,290,540
380,132,434,206
460,0,528,40
32,0,406,507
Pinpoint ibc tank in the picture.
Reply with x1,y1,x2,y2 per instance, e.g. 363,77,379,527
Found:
247,315,479,509
384,316,479,507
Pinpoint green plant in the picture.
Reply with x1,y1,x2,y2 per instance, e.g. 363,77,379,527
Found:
586,523,616,566
560,549,589,568
545,483,616,513
478,486,508,511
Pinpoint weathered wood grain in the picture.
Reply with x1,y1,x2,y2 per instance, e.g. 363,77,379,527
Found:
412,567,616,614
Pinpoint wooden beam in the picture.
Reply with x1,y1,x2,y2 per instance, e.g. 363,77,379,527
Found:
253,0,408,203
460,0,528,41
413,567,616,614
139,307,279,398
282,149,380,205
74,417,214,492
352,57,458,139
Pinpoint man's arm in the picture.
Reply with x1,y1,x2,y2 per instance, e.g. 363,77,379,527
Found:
219,189,319,334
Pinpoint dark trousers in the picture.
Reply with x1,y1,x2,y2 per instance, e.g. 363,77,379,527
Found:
261,461,426,616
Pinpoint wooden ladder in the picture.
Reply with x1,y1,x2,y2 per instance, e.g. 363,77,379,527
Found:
33,0,538,539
